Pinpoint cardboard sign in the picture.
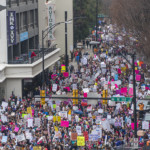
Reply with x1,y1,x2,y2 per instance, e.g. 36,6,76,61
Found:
77,136,85,146
71,132,77,141
33,146,41,150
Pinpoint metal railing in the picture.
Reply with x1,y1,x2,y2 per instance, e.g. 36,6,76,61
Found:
8,46,57,64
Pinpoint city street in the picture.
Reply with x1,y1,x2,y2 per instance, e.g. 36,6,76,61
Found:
1,0,150,149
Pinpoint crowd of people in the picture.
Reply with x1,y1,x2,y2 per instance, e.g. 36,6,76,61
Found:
1,24,150,150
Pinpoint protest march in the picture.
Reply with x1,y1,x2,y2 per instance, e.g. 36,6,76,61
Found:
1,23,150,150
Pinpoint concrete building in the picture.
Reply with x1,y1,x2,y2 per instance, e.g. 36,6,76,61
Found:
38,0,73,57
0,0,60,100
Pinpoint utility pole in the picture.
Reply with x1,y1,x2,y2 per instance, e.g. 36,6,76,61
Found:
96,0,98,41
65,11,68,71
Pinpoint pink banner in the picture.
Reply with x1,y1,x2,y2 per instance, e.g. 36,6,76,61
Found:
136,75,141,81
61,121,69,127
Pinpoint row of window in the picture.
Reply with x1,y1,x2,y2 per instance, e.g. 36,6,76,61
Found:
14,9,38,33
6,0,38,7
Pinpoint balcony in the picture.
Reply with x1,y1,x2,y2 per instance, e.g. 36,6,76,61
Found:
8,46,57,64
0,47,60,82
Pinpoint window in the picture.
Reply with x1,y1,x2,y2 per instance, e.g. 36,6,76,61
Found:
16,13,19,33
20,0,26,3
35,9,38,27
23,12,27,31
11,0,17,5
29,10,34,28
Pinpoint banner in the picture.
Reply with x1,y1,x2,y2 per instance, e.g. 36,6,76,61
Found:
8,11,16,45
47,4,55,40
77,136,85,146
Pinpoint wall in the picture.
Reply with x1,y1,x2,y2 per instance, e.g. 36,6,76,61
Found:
55,0,73,57
0,0,7,64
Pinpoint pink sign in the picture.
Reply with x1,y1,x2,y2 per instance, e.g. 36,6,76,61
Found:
121,87,127,94
1,126,6,131
61,121,69,127
118,69,121,74
131,123,138,130
84,93,87,98
128,88,133,96
146,87,149,90
136,75,141,81
63,72,69,77
14,126,19,132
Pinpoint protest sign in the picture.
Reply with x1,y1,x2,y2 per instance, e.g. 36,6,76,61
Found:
33,146,41,150
63,72,69,77
17,134,26,142
59,111,67,118
25,132,32,140
28,118,33,127
136,75,141,81
98,109,103,113
71,132,77,141
55,131,62,138
27,107,32,117
34,118,41,127
83,131,89,141
77,136,85,146
76,126,81,135
142,121,149,130
52,84,57,92
61,121,69,127
14,126,19,132
89,134,99,141
1,136,7,143
1,102,8,111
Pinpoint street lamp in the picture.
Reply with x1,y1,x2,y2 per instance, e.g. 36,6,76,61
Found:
41,16,86,89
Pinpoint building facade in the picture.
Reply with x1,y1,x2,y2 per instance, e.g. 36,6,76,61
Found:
38,0,73,58
0,0,61,100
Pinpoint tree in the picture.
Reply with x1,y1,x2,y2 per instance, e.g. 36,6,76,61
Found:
73,0,102,43
110,0,150,60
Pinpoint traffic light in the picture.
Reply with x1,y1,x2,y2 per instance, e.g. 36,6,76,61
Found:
40,90,45,105
73,89,78,105
102,90,108,105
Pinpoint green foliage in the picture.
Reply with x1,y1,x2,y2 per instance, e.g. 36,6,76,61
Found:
73,0,101,43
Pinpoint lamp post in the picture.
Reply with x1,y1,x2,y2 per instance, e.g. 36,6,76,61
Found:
41,17,86,89
96,0,98,41
65,11,68,71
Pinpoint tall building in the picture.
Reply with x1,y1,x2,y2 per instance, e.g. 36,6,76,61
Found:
38,0,73,58
0,0,60,100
